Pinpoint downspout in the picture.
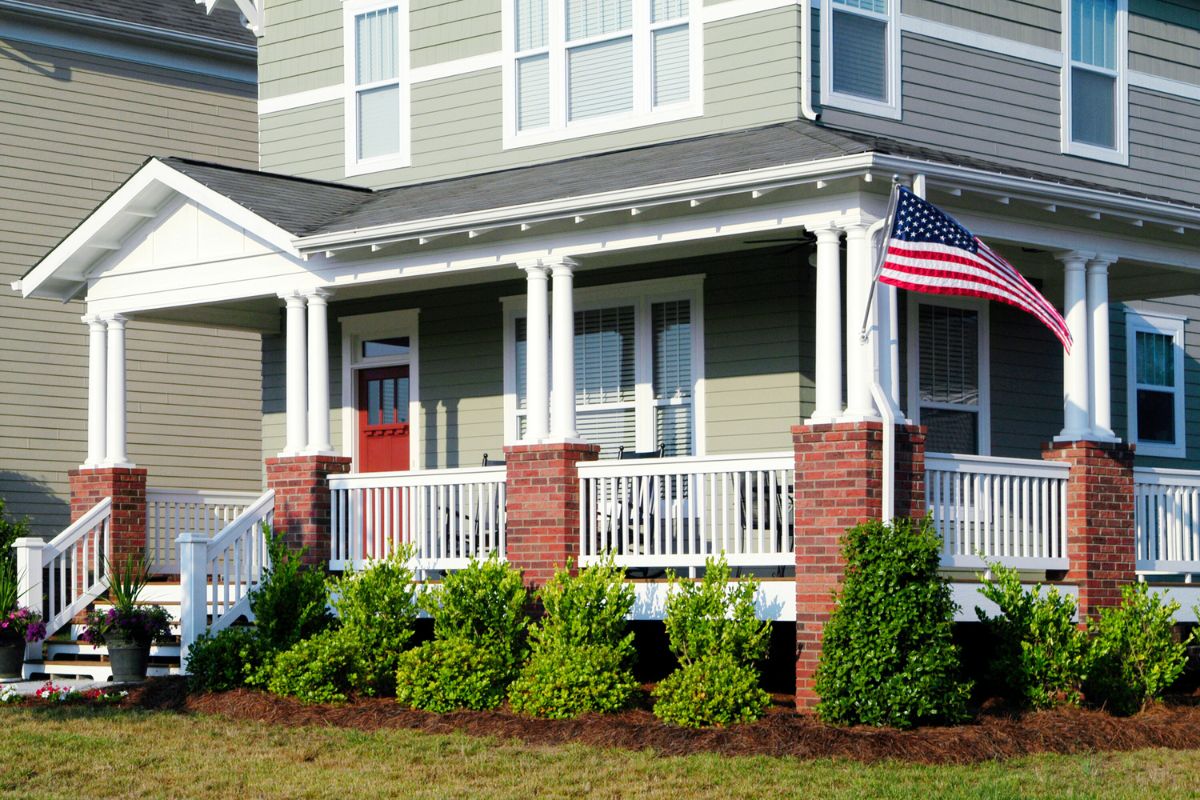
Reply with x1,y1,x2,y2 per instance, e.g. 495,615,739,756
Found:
800,0,820,121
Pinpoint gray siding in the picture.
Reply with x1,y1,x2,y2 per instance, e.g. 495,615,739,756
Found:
0,39,263,535
902,0,1060,49
987,305,1063,460
1130,0,1200,84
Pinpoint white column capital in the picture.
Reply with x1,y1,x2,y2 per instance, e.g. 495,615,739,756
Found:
103,314,127,330
809,224,842,243
518,256,579,274
278,290,307,306
1054,250,1094,268
1086,255,1118,272
843,222,871,240
303,288,334,303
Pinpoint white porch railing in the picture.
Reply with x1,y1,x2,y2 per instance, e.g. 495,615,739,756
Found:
178,490,274,662
925,453,1069,570
13,498,112,656
578,453,795,570
146,488,261,572
1135,467,1200,574
328,467,507,572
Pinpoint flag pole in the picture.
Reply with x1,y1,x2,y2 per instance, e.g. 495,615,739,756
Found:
858,178,902,343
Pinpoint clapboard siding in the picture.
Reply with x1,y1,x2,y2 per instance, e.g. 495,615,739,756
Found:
902,0,1060,49
1130,0,1200,84
410,0,502,68
0,40,262,535
259,0,344,100
259,6,801,184
987,305,1064,460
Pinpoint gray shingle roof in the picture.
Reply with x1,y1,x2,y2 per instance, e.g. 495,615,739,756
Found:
13,0,254,45
159,120,1199,239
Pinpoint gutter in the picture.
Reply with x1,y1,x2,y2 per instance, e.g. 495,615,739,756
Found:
799,0,820,122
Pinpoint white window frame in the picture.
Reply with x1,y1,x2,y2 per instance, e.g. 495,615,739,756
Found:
820,0,902,120
343,0,411,177
1061,0,1129,165
1125,310,1186,458
501,274,706,455
501,0,704,149
906,295,991,456
340,308,421,470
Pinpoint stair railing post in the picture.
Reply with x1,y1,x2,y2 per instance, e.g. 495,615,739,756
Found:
14,538,44,662
177,532,209,673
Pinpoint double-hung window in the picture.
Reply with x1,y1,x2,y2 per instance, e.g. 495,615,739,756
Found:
344,1,410,175
505,278,704,457
1126,312,1186,458
820,0,901,119
907,299,990,455
506,0,701,147
1062,0,1128,164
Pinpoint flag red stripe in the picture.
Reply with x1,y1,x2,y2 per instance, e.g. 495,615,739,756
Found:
886,242,1053,315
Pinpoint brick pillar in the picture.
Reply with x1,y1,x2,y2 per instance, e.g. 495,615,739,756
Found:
792,421,926,710
69,466,147,565
503,441,601,588
265,455,352,567
1042,440,1136,620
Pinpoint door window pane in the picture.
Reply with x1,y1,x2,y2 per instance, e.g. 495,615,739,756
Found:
362,336,410,358
575,306,636,403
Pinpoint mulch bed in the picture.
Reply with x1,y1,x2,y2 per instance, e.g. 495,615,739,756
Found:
36,678,1188,764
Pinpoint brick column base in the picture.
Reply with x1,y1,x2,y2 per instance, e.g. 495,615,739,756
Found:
792,421,926,710
265,455,352,567
69,467,147,565
503,441,601,588
1042,440,1135,620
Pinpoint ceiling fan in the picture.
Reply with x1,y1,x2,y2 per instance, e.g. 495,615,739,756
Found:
742,231,817,254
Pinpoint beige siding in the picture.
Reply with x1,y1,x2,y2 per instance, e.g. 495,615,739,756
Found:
259,6,802,185
0,40,263,535
259,0,344,100
411,0,503,68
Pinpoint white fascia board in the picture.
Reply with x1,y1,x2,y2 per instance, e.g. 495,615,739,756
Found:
294,152,879,252
21,159,301,300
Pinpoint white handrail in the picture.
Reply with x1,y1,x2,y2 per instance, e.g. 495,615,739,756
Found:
145,488,261,572
1134,468,1200,574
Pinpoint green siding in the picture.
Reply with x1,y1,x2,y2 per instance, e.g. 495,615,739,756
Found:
411,0,503,69
259,0,344,100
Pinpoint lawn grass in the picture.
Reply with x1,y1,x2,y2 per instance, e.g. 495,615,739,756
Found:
2,706,1198,799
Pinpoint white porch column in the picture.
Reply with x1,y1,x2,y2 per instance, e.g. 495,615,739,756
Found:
84,315,107,466
104,314,131,466
809,225,843,423
843,223,878,419
521,263,550,441
305,289,333,454
1087,256,1117,440
282,293,308,455
550,258,580,440
1056,251,1092,441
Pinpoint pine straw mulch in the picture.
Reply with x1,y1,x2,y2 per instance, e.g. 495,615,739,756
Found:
50,677,1196,765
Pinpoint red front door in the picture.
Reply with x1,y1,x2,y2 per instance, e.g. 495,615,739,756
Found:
358,366,410,473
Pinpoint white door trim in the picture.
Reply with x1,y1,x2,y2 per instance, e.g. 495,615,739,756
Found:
340,308,421,471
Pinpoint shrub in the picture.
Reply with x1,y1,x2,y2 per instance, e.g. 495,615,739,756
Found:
329,549,420,695
395,555,528,712
815,519,971,728
0,498,30,583
395,638,515,712
977,562,1088,709
652,555,771,728
1085,582,1191,715
250,525,333,653
265,629,361,704
508,557,638,718
186,627,264,693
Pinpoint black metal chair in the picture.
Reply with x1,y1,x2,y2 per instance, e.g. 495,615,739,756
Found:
617,444,665,460
481,453,505,467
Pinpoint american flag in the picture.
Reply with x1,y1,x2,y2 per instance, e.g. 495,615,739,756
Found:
878,186,1072,352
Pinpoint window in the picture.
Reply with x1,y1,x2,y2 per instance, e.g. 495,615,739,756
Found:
907,299,990,455
820,0,901,119
1062,0,1128,164
504,277,704,457
1126,312,1185,458
344,1,410,175
504,0,702,147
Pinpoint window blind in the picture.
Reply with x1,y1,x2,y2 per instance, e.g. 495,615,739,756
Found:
578,408,637,458
567,0,632,41
357,84,401,160
518,55,550,129
1071,0,1116,69
653,25,690,107
575,306,636,404
918,305,979,406
651,0,687,22
831,9,887,101
1136,331,1174,388
568,37,634,120
652,301,691,400
516,0,548,50
833,0,886,13
356,8,398,84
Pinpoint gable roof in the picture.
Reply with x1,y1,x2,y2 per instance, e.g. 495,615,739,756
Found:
6,0,254,46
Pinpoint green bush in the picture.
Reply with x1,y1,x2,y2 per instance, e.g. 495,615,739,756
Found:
0,497,30,584
653,652,769,728
395,555,528,712
329,549,419,695
508,557,638,718
185,627,264,692
652,555,771,728
395,638,516,712
815,519,971,729
265,629,361,704
977,562,1088,709
1085,582,1191,715
250,525,334,654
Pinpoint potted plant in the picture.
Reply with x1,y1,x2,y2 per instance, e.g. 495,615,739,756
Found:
0,559,46,679
81,556,172,683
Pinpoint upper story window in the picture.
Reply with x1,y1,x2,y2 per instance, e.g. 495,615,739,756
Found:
1062,0,1128,164
820,0,901,119
1126,311,1185,458
344,1,410,176
504,0,703,148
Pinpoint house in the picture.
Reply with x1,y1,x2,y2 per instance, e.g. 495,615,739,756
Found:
0,0,264,537
9,0,1200,705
